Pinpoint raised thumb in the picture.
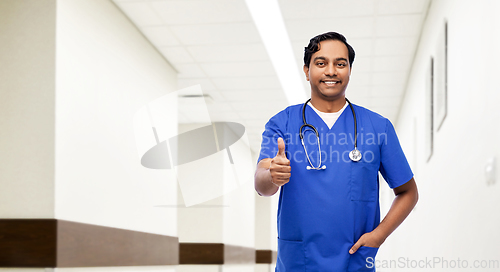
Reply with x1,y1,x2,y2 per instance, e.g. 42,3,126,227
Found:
277,137,286,157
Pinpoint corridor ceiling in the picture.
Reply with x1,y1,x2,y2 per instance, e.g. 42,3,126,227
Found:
113,0,430,153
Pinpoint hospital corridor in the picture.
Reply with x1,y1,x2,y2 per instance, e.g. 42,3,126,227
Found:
0,0,499,271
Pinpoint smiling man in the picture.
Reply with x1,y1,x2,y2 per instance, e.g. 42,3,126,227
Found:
255,32,419,271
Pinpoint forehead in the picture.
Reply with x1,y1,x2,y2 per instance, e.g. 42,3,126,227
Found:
312,40,349,59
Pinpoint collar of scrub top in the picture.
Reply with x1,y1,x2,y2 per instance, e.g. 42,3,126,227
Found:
300,98,362,171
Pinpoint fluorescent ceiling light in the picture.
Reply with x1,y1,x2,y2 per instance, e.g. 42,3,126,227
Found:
245,0,307,105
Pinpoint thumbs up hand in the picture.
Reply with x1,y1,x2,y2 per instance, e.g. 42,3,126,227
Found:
269,138,291,187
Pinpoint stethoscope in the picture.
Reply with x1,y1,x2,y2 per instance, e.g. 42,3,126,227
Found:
299,98,362,170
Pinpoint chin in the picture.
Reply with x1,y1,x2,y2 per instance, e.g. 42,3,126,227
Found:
318,91,345,100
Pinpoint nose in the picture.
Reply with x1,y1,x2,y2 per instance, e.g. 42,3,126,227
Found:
324,63,337,76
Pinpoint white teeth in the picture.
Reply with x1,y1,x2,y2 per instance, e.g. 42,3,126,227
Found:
324,81,337,84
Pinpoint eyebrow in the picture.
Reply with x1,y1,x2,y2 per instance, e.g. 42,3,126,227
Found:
313,56,348,62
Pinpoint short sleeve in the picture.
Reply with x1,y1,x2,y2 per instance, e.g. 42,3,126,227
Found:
257,109,289,163
379,119,414,188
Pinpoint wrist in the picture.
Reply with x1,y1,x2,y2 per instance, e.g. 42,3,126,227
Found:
370,229,387,245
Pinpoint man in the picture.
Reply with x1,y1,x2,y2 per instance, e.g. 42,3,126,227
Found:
255,32,419,271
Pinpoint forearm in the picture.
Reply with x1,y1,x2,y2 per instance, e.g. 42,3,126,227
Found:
255,168,279,196
254,159,280,196
371,178,419,243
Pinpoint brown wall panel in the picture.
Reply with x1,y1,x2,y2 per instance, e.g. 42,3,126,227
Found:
256,249,277,264
179,243,224,264
57,220,178,267
0,219,178,267
0,219,266,267
0,219,57,267
179,243,256,264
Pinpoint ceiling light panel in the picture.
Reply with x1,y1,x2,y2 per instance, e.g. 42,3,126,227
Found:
245,0,307,105
220,89,285,102
278,0,376,20
200,61,275,78
374,37,418,56
376,0,429,15
113,0,431,149
350,57,372,73
212,76,281,91
187,44,268,63
369,85,405,97
369,96,403,108
291,41,306,67
150,0,252,25
375,14,423,37
369,85,404,97
348,73,373,87
347,92,372,105
371,72,407,86
347,38,374,57
369,106,399,119
348,85,372,96
170,23,261,45
285,17,375,41
372,55,412,72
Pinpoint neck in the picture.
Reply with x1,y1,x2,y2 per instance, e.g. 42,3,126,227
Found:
310,96,346,113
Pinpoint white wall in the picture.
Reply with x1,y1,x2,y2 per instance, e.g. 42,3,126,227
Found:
55,0,178,237
254,192,278,272
0,0,178,271
176,122,256,271
223,174,255,248
0,0,56,218
381,0,500,271
176,121,256,247
176,123,224,243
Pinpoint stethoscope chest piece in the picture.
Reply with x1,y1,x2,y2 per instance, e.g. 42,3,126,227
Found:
349,148,362,162
301,98,362,168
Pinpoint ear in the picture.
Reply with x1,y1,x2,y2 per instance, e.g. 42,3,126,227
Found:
303,65,310,81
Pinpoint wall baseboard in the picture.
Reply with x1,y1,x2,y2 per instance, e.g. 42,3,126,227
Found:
0,219,179,267
0,219,277,267
256,249,277,264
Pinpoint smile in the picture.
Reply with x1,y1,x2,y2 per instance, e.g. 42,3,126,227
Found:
322,80,340,86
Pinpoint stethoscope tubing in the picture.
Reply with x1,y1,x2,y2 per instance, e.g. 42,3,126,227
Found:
300,98,360,170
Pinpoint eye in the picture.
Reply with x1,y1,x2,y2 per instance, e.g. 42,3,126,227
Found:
337,63,347,67
316,62,325,66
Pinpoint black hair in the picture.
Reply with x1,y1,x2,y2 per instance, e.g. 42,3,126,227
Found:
304,32,355,68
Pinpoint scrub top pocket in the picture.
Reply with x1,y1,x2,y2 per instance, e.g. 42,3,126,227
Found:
276,238,306,271
347,246,378,271
350,160,379,202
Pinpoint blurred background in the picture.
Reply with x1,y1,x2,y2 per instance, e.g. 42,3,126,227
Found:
1,0,499,271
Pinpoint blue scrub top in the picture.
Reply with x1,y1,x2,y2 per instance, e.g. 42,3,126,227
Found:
258,103,413,272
